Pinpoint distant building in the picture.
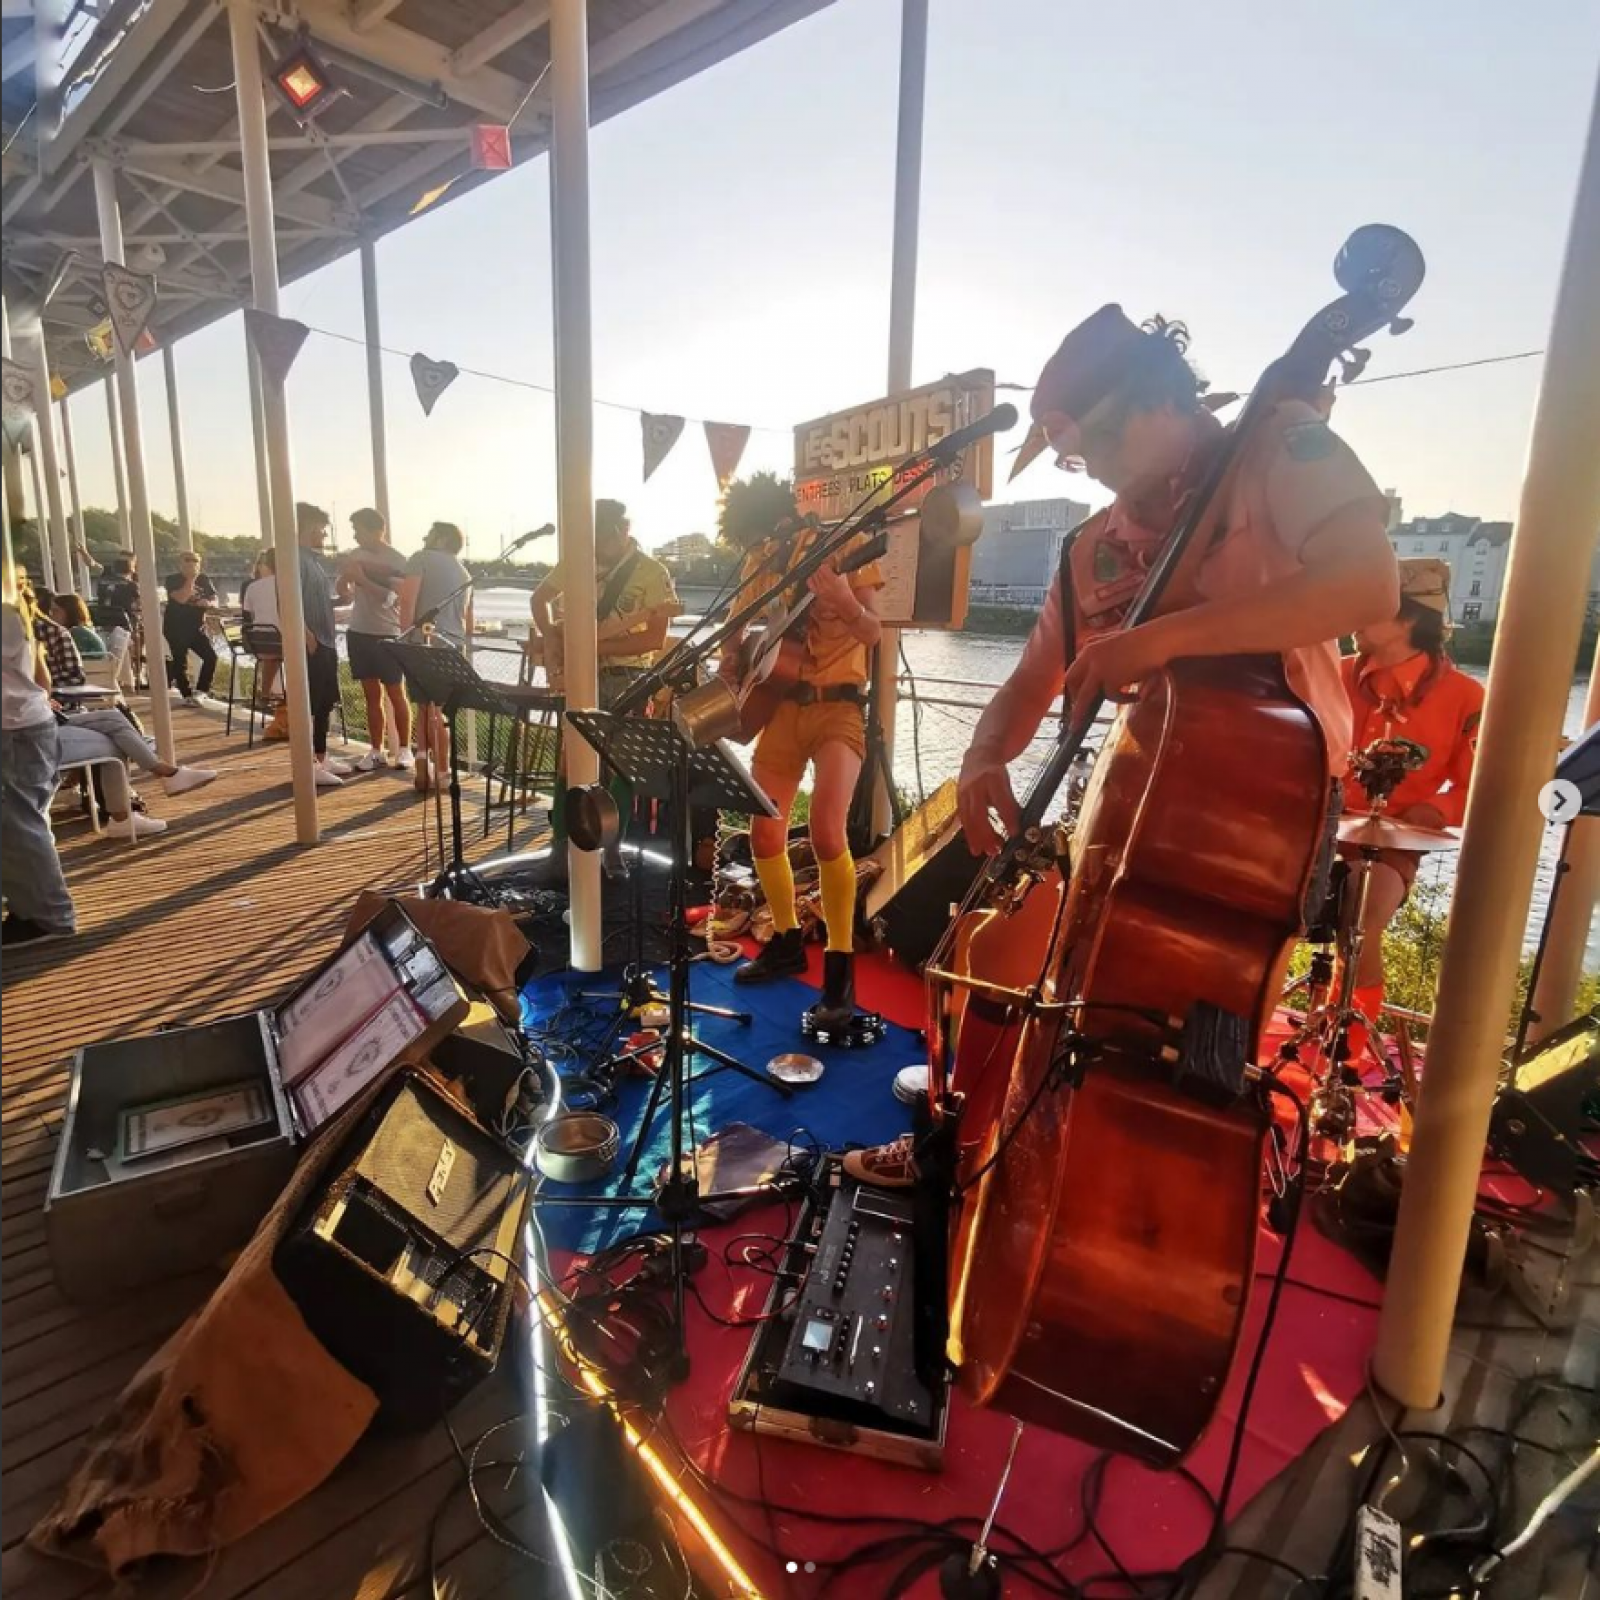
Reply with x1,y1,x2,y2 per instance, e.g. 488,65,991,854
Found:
970,497,1092,604
1388,513,1600,625
656,531,716,563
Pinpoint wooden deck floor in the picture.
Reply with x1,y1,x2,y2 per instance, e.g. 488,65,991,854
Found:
2,713,555,1600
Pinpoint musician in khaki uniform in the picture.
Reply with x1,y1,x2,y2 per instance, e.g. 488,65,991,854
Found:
716,475,885,1032
847,304,1399,1188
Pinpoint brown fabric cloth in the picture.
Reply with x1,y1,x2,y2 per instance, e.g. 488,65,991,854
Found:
28,898,531,1581
26,1102,380,1578
344,892,531,1023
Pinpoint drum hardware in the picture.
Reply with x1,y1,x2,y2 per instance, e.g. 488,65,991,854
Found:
940,1420,1025,1600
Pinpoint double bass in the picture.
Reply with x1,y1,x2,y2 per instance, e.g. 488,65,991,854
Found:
925,227,1425,1463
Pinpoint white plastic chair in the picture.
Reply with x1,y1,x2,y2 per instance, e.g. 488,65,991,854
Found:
56,755,138,846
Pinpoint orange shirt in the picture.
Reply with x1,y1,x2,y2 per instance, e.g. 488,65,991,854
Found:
1339,651,1484,825
737,528,885,688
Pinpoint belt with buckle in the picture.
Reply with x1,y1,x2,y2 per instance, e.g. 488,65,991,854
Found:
787,683,864,707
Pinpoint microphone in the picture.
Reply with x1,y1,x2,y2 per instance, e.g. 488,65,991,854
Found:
505,522,556,555
927,403,1019,466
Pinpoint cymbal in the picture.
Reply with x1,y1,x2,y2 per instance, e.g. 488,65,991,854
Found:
1338,814,1463,853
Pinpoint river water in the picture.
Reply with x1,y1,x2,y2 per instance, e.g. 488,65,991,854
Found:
467,587,1596,969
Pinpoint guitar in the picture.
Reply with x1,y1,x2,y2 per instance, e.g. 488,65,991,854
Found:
725,529,889,740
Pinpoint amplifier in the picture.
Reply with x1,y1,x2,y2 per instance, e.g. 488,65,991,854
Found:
862,780,982,971
276,1070,530,1430
1491,1013,1600,1197
729,1158,946,1469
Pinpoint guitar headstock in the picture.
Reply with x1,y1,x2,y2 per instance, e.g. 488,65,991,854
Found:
1270,225,1425,404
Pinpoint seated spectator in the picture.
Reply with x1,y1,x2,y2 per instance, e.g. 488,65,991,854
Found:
25,581,87,689
50,593,107,659
56,707,218,838
242,549,283,701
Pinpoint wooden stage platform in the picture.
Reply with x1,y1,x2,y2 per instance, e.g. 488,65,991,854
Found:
2,711,1596,1599
1,716,556,1600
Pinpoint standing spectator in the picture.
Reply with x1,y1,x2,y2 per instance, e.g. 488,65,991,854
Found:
397,521,473,794
163,551,220,707
242,550,283,703
295,503,351,787
49,593,107,660
1,599,76,945
338,507,414,774
95,554,141,693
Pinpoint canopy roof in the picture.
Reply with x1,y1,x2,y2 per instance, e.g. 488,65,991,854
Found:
1,0,831,388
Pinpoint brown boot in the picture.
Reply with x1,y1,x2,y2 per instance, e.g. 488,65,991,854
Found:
734,927,807,985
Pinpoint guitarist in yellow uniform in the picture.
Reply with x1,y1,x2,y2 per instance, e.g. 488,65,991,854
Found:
717,475,885,1032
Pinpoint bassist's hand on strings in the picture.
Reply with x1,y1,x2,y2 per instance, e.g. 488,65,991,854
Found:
958,754,1022,856
1063,621,1175,729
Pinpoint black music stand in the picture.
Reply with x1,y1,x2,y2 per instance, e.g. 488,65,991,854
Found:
385,640,517,904
536,708,788,1381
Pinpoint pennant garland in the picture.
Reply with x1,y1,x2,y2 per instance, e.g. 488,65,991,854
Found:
1007,418,1050,483
244,308,311,387
641,412,685,481
470,125,512,172
101,262,158,358
2,357,37,448
410,174,466,217
85,321,115,362
49,374,68,402
410,352,460,417
704,421,751,488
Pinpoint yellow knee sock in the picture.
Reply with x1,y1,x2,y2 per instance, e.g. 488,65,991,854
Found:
818,850,856,954
754,850,799,934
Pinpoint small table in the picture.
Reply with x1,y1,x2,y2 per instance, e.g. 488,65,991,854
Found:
54,684,118,706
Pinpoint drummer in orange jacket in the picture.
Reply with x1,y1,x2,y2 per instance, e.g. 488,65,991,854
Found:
1339,557,1485,1045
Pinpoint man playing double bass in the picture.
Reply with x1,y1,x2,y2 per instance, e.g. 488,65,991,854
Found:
846,304,1401,1187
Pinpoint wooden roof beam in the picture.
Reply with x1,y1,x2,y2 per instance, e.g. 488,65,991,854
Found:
451,1,551,74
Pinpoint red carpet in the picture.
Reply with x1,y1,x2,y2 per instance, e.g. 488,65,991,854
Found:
547,955,1405,1596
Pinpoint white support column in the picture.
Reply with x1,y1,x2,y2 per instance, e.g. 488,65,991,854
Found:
59,396,89,592
27,329,73,591
1,297,42,587
104,375,132,548
161,343,192,548
245,332,274,547
94,158,175,764
230,0,319,844
1373,73,1600,1408
25,441,56,592
550,0,601,971
1526,634,1600,1045
872,0,929,836
359,238,391,526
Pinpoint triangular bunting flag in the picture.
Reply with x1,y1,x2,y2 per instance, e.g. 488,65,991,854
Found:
1007,419,1050,483
470,125,512,172
704,421,751,487
101,262,158,358
244,308,311,387
410,174,466,216
641,412,685,481
49,373,68,401
2,356,37,448
410,353,460,417
85,322,114,362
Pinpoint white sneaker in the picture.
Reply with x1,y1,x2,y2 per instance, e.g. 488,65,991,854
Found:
322,756,355,777
395,748,416,772
181,696,202,708
314,764,345,788
162,766,218,797
353,749,388,772
106,813,169,839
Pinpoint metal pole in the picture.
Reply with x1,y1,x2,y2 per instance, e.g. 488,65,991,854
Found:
93,158,175,764
245,332,274,548
161,343,192,548
25,442,56,592
1526,634,1600,1045
1,297,42,586
104,374,132,549
872,0,929,836
358,237,390,526
59,396,88,592
549,0,602,971
1373,72,1600,1408
229,0,319,844
27,330,73,591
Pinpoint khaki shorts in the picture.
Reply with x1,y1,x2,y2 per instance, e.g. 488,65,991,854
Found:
752,699,865,781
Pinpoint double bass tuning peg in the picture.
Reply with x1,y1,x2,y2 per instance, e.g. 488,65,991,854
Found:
1338,347,1373,384
1389,315,1415,337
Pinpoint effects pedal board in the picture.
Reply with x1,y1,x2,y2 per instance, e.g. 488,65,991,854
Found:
728,1157,946,1469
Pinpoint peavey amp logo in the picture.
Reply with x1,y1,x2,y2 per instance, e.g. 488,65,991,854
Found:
427,1138,457,1206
